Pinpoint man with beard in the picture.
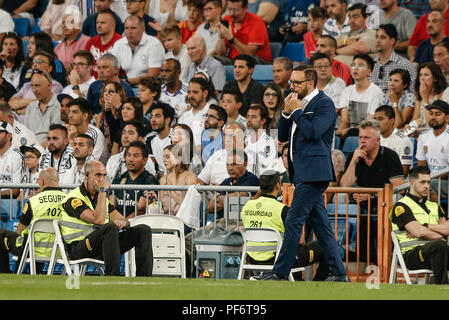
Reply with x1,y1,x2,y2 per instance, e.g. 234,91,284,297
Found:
414,11,449,66
107,121,156,182
145,102,175,177
110,141,159,219
159,59,188,117
415,100,449,201
179,77,211,150
201,104,227,164
72,134,94,185
251,65,348,281
39,124,76,186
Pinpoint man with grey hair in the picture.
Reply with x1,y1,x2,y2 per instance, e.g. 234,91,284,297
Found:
340,118,404,263
272,57,293,97
185,35,226,93
86,53,135,115
111,15,165,86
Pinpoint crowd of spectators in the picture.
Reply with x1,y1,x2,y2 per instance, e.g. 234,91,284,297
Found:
1,0,449,227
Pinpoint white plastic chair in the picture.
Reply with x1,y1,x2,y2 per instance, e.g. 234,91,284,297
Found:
238,227,305,281
125,215,186,278
389,231,432,284
17,219,105,276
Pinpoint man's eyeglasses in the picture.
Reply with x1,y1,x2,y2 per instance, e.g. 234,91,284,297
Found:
288,79,310,87
32,58,49,65
31,69,51,81
350,64,367,70
203,113,220,121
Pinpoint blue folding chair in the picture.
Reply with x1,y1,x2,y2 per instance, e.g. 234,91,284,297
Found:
280,42,306,63
341,136,359,158
13,17,31,37
252,65,273,85
270,42,283,60
224,65,234,82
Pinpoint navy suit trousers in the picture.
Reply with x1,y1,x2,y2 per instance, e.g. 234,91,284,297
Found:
272,181,347,278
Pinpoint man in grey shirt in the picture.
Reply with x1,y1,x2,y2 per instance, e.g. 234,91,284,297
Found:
379,0,416,56
24,70,62,148
185,35,226,93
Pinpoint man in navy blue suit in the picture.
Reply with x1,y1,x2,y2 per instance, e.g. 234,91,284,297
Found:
251,65,349,281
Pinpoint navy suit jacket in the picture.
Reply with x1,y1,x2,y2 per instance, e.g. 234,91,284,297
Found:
278,90,336,185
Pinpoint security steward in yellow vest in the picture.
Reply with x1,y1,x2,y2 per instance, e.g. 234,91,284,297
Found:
0,168,65,273
241,171,330,281
60,160,153,276
390,166,449,284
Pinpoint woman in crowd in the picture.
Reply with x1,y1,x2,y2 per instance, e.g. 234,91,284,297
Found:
138,77,162,127
160,144,198,215
21,32,67,88
261,82,284,131
0,33,25,89
171,123,203,176
380,69,415,129
410,62,447,134
97,80,127,155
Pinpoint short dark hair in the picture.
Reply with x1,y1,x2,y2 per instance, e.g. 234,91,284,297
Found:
389,68,411,90
310,52,332,66
293,64,317,87
308,6,326,19
122,120,145,137
248,104,270,123
189,77,210,92
209,104,228,122
221,88,243,103
73,50,95,66
187,0,204,10
375,105,395,119
348,3,369,17
353,53,374,71
148,101,176,122
319,34,337,49
49,123,68,136
33,50,54,66
233,54,255,69
138,77,161,101
204,0,222,8
68,98,92,116
97,8,117,22
77,133,94,148
378,24,398,42
126,140,149,159
259,170,281,193
163,58,181,72
228,0,248,8
409,166,431,180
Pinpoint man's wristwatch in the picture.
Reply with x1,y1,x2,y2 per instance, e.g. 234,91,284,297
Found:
72,85,80,91
98,186,107,193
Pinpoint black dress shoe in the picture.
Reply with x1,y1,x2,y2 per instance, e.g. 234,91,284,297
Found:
250,272,287,281
324,274,351,282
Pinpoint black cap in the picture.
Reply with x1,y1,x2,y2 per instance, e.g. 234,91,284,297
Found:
20,144,42,157
57,93,74,103
425,99,449,114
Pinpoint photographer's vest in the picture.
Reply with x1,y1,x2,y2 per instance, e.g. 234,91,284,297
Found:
390,195,441,254
60,187,110,244
241,196,286,261
15,189,66,257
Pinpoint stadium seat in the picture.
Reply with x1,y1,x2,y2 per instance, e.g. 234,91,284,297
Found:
252,65,273,85
224,65,234,82
17,219,105,276
334,135,341,150
341,136,359,158
389,231,433,284
13,17,31,38
238,227,305,281
125,215,186,278
29,18,42,35
280,42,306,63
270,42,283,60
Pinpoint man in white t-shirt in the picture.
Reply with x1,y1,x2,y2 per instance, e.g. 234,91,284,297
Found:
67,98,109,165
415,100,449,200
374,105,413,176
244,104,277,177
0,121,22,198
107,121,156,182
62,50,96,99
337,54,382,137
144,102,175,177
178,77,211,151
110,15,165,86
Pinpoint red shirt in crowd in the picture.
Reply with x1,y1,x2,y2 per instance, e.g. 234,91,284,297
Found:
332,59,353,86
85,32,123,79
178,21,200,44
410,9,449,47
223,12,272,64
